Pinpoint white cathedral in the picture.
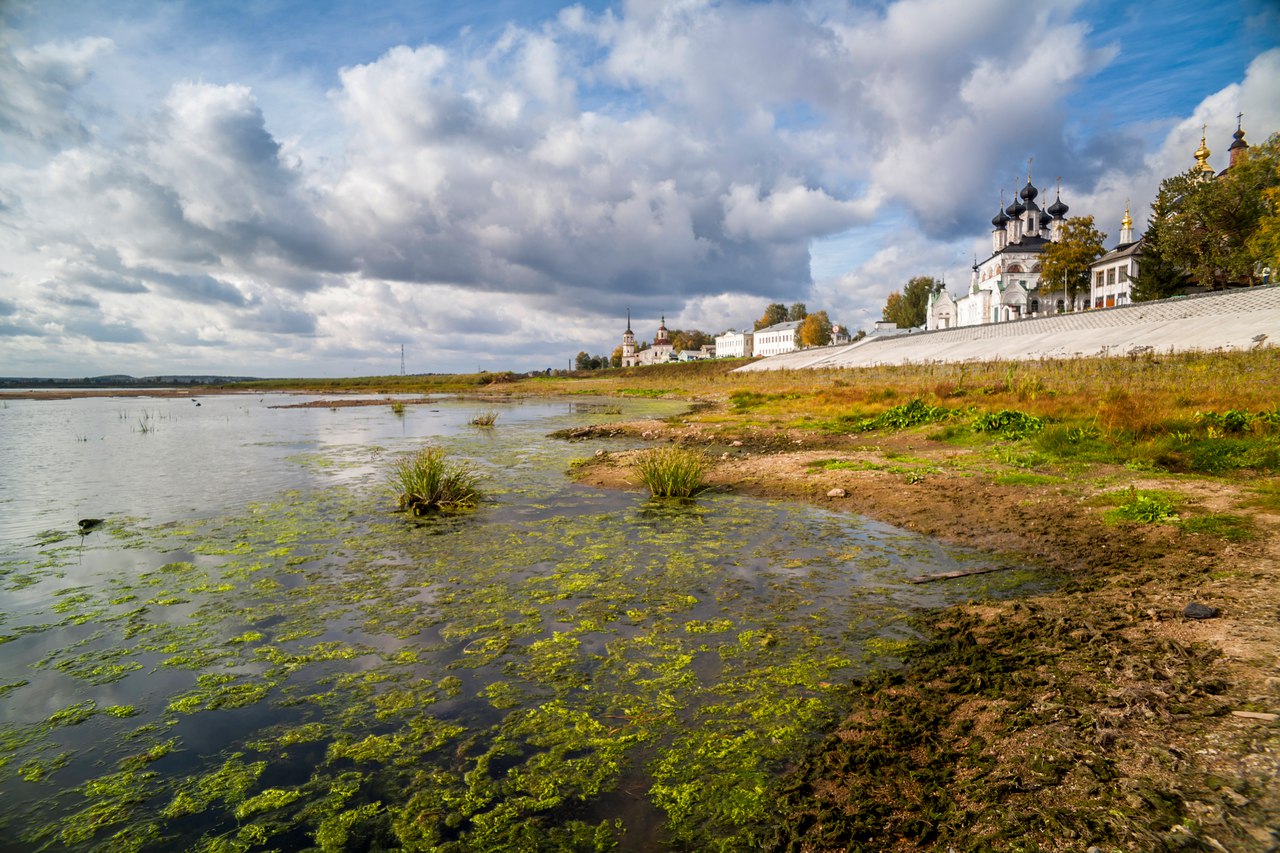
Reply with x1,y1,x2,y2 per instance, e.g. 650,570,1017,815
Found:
927,170,1080,331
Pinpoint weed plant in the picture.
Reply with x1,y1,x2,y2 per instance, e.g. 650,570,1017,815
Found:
390,401,405,416
633,446,710,498
469,411,499,427
390,447,482,515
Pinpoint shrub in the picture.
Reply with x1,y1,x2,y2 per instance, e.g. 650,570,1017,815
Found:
633,446,711,498
852,398,953,431
972,410,1045,439
391,447,482,515
469,411,499,427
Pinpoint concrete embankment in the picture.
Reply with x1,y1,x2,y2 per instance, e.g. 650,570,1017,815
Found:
736,285,1280,371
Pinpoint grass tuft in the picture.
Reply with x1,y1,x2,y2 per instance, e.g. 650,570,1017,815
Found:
390,447,483,515
469,411,498,427
633,446,711,498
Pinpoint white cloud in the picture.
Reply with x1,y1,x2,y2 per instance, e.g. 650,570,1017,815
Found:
0,1,1274,376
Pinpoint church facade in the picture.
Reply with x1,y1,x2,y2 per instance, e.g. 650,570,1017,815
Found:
620,313,677,367
928,171,1077,331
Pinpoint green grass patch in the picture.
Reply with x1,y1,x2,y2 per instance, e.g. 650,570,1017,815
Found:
1178,514,1256,541
632,446,711,498
994,473,1062,487
468,411,498,427
1093,488,1182,524
390,447,483,515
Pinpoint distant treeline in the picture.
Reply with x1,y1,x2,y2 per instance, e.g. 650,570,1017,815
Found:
0,375,261,388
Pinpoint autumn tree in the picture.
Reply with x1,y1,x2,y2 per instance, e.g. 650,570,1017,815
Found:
788,302,808,321
610,346,623,368
670,329,711,351
1040,216,1106,310
881,275,935,328
798,310,832,347
754,303,789,330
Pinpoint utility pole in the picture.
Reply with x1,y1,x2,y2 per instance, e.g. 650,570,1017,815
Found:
400,344,405,376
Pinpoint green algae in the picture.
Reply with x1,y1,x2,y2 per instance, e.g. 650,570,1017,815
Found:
0,399,1043,852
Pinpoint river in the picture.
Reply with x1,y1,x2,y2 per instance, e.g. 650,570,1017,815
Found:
0,391,1041,851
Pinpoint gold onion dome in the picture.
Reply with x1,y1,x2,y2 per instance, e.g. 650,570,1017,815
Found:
1121,206,1133,230
1194,127,1214,175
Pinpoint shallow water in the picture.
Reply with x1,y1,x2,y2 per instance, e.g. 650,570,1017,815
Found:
0,393,1044,851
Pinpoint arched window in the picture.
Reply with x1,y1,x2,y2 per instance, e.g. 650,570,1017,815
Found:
1008,264,1024,274
1056,299,1065,312
1030,298,1040,313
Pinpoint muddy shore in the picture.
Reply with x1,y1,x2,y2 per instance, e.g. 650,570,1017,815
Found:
565,417,1280,851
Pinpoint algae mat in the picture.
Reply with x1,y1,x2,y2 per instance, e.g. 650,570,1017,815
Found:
0,396,1042,851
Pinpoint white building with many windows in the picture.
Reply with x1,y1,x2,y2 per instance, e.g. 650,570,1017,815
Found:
752,320,802,357
713,329,753,358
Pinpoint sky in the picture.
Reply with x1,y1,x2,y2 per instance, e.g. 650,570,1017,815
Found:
1,0,1278,378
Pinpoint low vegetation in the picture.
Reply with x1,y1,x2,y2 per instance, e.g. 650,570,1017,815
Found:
390,447,483,514
632,445,711,498
468,410,498,427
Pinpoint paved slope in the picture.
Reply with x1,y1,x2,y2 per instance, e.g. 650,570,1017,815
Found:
736,286,1280,372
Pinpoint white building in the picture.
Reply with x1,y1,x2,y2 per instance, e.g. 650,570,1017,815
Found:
714,329,753,358
753,320,802,357
928,172,1080,330
1089,208,1142,308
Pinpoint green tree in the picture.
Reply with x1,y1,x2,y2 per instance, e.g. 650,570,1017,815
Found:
881,275,935,328
798,310,832,347
1247,184,1280,276
787,302,808,322
1040,216,1106,310
754,303,788,330
1130,198,1189,301
1151,133,1280,289
575,351,592,371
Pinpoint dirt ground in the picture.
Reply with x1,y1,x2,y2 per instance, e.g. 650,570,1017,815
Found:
564,417,1280,852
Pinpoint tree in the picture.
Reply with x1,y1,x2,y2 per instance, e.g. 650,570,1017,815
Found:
1130,198,1189,301
1040,216,1106,310
881,275,934,328
754,303,788,330
670,329,711,351
787,302,808,322
1246,183,1280,276
610,346,623,368
575,351,592,371
798,310,832,347
1150,133,1280,289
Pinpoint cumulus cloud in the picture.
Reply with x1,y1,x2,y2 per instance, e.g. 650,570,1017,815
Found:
0,1,1275,375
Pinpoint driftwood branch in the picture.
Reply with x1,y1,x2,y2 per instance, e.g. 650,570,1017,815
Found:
906,565,1016,584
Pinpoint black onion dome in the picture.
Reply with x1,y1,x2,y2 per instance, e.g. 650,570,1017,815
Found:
1047,195,1068,218
1229,127,1248,151
992,205,1010,228
1019,180,1038,202
1006,198,1025,217
1040,208,1052,228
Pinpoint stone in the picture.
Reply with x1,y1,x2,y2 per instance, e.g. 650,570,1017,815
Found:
730,440,743,447
1183,602,1220,620
827,488,847,498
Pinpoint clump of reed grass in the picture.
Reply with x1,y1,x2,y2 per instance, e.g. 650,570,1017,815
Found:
390,401,405,415
391,447,482,515
633,445,711,498
469,411,498,427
